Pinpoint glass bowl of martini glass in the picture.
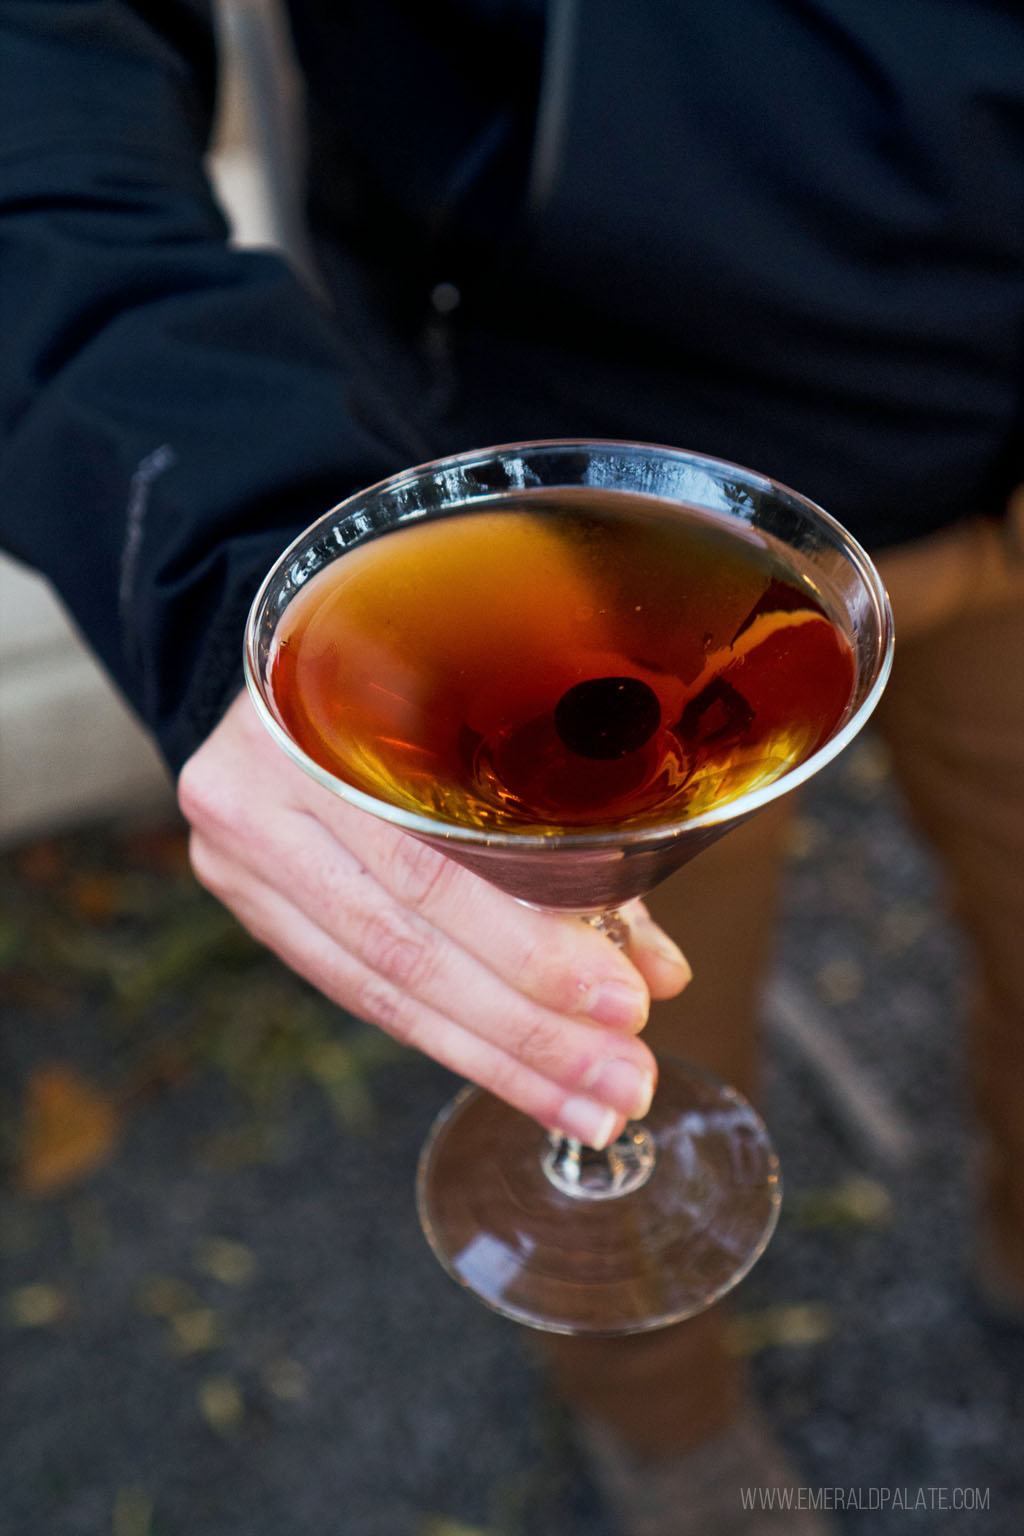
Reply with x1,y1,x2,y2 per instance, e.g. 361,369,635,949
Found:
244,440,893,1336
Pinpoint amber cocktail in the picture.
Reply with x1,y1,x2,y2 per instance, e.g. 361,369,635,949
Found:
245,441,892,1334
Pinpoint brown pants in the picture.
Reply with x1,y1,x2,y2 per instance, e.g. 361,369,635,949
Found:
536,501,1024,1455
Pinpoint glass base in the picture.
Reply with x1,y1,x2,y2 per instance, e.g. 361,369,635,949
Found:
416,1056,781,1335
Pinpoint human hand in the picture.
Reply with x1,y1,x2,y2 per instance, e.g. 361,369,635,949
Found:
178,692,691,1147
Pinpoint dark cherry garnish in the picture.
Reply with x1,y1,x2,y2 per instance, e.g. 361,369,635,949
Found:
554,676,661,760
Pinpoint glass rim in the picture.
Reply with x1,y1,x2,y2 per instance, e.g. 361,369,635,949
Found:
243,438,895,853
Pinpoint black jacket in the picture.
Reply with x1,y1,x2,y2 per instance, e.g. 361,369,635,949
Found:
1,0,1022,770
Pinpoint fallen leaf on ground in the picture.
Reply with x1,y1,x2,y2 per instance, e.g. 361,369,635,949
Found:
167,1307,224,1355
66,872,121,924
197,1374,245,1433
726,1302,834,1356
790,1176,892,1230
193,1235,256,1286
13,1063,120,1197
6,1282,70,1327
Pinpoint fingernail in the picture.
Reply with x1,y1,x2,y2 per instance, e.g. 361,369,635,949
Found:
582,1058,656,1120
557,1097,620,1149
580,979,649,1031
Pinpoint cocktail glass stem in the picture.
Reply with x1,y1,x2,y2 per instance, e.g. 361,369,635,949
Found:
542,1126,658,1198
543,908,657,1199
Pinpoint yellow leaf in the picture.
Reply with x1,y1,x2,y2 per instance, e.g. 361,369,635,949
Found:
168,1308,224,1355
6,1281,69,1327
790,1176,892,1230
14,1065,120,1197
726,1302,834,1357
197,1374,245,1434
193,1236,256,1286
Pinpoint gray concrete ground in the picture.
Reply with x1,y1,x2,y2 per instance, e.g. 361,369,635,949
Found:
2,734,1022,1535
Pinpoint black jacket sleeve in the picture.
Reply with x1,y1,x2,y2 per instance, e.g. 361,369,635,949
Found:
0,0,404,772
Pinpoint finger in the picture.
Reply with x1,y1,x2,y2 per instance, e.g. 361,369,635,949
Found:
192,834,633,1147
338,813,660,1030
619,899,693,999
190,693,656,1034
191,823,658,1123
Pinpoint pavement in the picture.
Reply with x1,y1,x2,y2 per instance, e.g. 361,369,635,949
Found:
2,733,1023,1536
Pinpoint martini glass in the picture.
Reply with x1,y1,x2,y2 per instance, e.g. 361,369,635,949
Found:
244,440,892,1335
